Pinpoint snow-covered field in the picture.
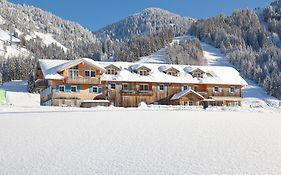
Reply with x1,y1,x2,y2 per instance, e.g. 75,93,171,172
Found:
0,110,281,175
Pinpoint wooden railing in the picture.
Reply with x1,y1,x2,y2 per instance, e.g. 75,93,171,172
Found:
137,90,153,96
65,77,100,84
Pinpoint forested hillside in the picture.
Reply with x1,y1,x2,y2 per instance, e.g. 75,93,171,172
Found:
94,8,194,42
188,3,281,99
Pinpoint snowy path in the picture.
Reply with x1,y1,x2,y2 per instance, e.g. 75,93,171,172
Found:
0,110,281,175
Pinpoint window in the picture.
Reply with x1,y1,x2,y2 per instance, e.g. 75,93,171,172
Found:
159,84,164,91
213,86,219,93
167,71,177,76
192,72,203,78
68,66,79,79
59,85,65,92
139,70,147,76
229,86,235,93
140,84,149,91
84,70,96,77
183,101,194,106
106,69,116,75
110,83,116,90
59,99,65,106
122,84,129,90
213,86,222,93
71,86,77,92
93,86,98,93
71,99,77,107
184,85,189,90
194,86,198,92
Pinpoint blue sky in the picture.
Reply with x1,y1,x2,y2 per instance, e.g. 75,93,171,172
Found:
9,0,273,31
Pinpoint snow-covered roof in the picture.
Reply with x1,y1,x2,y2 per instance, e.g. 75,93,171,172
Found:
171,89,204,100
39,59,248,86
39,58,106,80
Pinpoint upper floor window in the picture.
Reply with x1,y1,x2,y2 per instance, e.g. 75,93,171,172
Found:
68,65,79,79
140,84,149,91
192,72,203,78
122,83,129,90
85,69,96,78
213,86,222,93
229,86,236,93
159,84,164,91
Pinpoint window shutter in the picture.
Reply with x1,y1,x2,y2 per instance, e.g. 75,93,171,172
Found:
65,85,71,92
229,87,231,93
77,85,80,92
181,85,184,91
235,87,239,93
56,85,59,92
164,85,168,91
219,87,222,92
98,85,102,93
157,85,160,91
115,84,118,91
213,86,215,92
187,86,191,91
89,85,93,93
108,83,111,89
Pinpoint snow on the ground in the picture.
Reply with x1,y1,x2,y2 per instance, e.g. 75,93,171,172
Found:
0,110,281,175
0,80,40,108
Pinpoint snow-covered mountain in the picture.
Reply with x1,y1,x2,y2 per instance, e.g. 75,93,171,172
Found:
0,0,99,58
93,8,194,42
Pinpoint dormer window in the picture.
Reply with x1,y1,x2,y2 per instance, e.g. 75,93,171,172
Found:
105,64,120,75
163,67,180,77
191,68,205,78
106,69,116,75
139,70,148,76
133,65,151,76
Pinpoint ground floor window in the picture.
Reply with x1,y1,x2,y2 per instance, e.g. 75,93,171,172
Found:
93,86,98,93
59,99,65,106
122,83,129,90
184,101,194,106
71,99,77,107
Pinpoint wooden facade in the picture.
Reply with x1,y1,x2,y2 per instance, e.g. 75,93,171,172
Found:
36,59,246,108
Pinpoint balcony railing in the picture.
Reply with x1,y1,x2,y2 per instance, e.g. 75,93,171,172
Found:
137,90,153,96
65,77,100,84
121,90,136,95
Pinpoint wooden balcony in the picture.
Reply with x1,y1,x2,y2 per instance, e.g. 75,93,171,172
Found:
65,77,100,85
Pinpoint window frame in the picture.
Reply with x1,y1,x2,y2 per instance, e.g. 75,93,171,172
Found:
159,84,164,91
139,70,147,76
140,84,149,91
229,86,235,93
59,85,65,92
92,86,98,93
84,69,96,78
71,86,77,92
213,86,219,93
122,83,129,91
